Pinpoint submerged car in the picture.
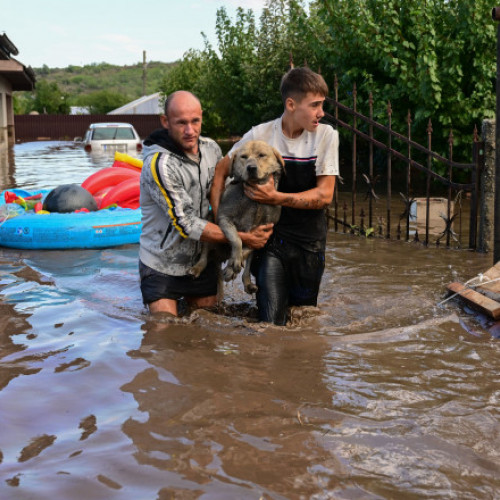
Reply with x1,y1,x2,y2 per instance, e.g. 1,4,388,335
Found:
82,122,143,153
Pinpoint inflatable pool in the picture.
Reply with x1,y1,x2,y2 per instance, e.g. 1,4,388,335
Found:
0,153,143,250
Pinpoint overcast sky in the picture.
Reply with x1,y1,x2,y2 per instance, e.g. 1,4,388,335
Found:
2,0,269,68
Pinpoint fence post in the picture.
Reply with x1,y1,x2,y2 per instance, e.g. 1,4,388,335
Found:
479,119,496,252
446,130,454,248
492,7,500,262
406,110,412,241
469,127,480,250
386,101,392,239
351,83,357,227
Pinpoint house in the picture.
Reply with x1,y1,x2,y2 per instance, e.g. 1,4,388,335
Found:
0,33,35,148
70,106,90,115
108,92,162,115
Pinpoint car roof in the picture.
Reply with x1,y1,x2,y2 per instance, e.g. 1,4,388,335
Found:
88,122,135,128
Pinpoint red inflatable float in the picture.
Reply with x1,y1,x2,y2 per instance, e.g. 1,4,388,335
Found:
81,152,142,209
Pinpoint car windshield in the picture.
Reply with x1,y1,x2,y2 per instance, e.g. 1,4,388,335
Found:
92,127,135,140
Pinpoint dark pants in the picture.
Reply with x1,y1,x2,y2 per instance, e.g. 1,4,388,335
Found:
253,238,325,325
139,260,218,305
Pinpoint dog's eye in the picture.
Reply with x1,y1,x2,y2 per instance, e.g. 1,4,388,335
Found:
240,154,248,159
258,153,267,158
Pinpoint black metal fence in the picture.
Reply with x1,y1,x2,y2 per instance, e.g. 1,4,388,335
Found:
324,79,483,250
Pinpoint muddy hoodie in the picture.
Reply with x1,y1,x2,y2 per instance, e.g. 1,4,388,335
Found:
139,128,222,276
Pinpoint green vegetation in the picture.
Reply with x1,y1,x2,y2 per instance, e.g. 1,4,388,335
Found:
14,61,175,114
160,0,496,158
31,80,70,114
318,0,496,158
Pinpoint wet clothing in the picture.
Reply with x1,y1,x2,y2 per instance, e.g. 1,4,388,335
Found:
139,128,222,303
230,116,339,324
252,237,325,325
139,260,218,303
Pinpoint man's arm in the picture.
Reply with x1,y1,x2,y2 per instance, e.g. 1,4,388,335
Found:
244,175,336,209
210,155,231,219
200,220,274,249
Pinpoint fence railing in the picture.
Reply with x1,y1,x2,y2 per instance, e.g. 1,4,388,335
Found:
323,79,483,250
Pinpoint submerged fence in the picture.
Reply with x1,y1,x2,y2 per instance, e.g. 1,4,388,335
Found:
323,78,483,250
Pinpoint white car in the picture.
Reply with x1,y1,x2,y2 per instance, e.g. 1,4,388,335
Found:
82,122,143,153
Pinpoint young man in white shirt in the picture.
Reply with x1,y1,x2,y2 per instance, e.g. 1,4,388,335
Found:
211,68,339,325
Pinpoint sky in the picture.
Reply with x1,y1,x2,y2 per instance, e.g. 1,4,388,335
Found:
1,0,269,68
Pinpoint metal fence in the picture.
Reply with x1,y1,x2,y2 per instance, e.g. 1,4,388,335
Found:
13,114,162,142
324,79,483,250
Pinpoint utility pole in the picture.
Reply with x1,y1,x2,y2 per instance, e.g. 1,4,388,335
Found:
492,8,500,263
142,50,147,96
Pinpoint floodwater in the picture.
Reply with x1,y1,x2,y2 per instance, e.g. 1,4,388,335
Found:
0,142,499,499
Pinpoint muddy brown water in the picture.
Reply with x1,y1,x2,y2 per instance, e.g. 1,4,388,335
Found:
0,142,499,499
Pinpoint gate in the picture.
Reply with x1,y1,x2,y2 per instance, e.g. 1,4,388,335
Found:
323,78,483,250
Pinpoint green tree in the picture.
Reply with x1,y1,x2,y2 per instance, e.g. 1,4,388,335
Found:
79,90,129,114
32,80,70,114
159,0,333,137
13,93,35,114
255,0,321,122
316,0,496,158
204,6,259,134
160,48,227,137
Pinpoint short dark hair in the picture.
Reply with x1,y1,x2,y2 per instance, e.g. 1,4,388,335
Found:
280,67,328,104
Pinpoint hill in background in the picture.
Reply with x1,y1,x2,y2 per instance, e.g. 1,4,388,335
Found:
36,61,174,99
15,61,176,113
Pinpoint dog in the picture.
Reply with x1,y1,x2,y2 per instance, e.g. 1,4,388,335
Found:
190,140,285,294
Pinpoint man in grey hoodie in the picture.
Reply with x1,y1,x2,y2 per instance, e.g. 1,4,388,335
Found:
139,91,273,316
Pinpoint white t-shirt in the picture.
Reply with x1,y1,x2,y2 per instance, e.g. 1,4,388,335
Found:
229,116,339,177
229,116,339,250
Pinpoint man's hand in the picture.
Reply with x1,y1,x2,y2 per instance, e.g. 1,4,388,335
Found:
244,177,281,205
239,223,274,249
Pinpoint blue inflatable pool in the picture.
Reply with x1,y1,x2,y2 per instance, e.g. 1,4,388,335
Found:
0,189,142,250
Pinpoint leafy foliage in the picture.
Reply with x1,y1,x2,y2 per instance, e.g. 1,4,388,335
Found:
79,90,129,114
32,80,70,114
317,0,496,158
159,0,495,160
160,1,317,137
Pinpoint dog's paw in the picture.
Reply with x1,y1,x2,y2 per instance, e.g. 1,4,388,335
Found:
223,266,236,282
244,283,258,294
224,259,242,280
188,265,202,278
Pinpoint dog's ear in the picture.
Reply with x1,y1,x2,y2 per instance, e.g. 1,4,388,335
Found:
228,151,237,178
272,148,285,169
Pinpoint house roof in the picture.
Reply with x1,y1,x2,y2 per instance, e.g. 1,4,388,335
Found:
0,33,35,91
108,92,162,115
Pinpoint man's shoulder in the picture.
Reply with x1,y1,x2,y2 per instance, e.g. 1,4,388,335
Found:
251,117,281,136
199,135,218,145
317,123,337,137
199,135,222,154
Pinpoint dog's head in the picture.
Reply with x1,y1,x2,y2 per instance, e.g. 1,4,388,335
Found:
230,140,285,185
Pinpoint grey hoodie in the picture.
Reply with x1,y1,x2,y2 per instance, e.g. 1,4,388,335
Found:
139,128,222,276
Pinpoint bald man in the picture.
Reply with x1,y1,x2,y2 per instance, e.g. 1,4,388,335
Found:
139,91,273,316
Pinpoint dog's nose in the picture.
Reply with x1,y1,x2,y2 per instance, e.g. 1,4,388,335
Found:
246,164,258,177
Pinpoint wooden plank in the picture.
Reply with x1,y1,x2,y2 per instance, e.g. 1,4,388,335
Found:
476,261,500,294
447,282,500,319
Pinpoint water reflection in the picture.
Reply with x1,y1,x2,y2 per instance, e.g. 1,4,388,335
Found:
0,140,142,191
121,318,348,498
